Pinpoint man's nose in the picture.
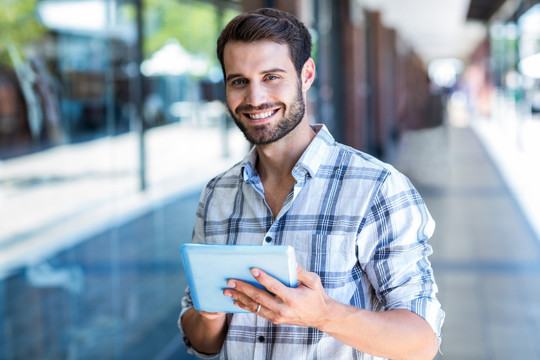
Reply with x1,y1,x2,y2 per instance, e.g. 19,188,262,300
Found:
245,83,267,106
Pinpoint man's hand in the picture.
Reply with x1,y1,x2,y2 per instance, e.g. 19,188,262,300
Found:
223,264,332,328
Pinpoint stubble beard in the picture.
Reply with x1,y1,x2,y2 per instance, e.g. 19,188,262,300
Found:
228,81,305,146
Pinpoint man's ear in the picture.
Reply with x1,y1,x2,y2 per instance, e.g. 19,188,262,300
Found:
301,58,316,92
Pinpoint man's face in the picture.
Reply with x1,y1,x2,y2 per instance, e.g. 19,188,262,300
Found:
223,40,305,145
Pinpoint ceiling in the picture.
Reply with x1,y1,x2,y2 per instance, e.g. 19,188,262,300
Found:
467,0,507,20
360,0,514,65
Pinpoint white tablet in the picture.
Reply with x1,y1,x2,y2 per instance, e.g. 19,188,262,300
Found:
180,244,297,313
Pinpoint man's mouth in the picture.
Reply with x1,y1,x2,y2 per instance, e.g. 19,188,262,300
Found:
247,109,279,120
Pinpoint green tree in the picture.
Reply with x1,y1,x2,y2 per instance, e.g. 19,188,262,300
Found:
0,0,46,66
144,0,238,68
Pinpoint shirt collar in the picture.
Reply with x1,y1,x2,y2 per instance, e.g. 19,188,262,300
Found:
295,124,334,178
241,146,259,183
241,124,335,182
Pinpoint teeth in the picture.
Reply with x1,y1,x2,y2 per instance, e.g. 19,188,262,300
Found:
249,111,274,120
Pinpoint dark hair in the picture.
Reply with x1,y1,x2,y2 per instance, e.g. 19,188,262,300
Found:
217,8,312,77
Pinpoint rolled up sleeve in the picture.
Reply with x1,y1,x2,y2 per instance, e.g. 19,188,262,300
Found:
360,171,445,339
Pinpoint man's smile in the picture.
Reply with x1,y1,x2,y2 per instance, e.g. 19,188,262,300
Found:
245,109,280,121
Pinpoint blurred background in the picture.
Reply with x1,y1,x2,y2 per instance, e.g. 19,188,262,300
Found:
1,0,539,359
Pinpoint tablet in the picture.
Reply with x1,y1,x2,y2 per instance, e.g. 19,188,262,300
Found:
180,244,297,313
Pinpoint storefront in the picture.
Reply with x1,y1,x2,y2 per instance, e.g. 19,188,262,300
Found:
1,1,246,359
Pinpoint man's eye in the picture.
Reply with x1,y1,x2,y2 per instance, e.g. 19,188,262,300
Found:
266,75,279,80
231,79,247,86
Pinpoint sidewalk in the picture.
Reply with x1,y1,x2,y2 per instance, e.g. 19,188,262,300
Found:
472,114,540,242
0,122,250,279
394,117,540,359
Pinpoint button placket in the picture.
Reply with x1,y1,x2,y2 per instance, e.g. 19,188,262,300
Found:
253,314,267,359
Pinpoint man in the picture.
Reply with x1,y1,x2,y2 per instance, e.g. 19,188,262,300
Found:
179,8,444,360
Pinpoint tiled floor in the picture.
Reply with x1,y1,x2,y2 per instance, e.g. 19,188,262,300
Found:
394,124,540,359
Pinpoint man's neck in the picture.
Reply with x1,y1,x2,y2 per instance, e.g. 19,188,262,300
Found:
255,120,316,183
254,120,316,219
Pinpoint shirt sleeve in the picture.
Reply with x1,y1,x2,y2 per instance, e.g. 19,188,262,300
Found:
359,169,445,339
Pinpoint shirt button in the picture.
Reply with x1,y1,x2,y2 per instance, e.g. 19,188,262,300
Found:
265,236,272,243
258,335,265,342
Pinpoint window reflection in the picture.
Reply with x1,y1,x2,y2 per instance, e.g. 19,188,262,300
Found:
1,1,243,359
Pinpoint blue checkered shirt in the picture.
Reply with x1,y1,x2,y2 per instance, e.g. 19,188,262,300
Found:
180,124,444,359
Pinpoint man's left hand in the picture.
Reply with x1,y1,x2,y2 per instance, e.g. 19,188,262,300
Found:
223,264,332,328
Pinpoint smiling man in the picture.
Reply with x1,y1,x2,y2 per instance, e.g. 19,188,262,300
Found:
179,8,444,360
224,40,309,147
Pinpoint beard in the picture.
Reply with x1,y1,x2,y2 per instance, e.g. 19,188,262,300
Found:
228,81,305,146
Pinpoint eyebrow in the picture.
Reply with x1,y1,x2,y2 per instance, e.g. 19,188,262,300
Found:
225,68,288,83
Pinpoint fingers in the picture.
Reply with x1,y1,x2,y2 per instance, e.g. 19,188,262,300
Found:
222,266,322,316
250,268,289,296
223,269,286,313
222,265,328,328
223,280,267,314
296,263,320,288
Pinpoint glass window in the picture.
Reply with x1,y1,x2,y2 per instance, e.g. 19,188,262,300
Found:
0,0,244,358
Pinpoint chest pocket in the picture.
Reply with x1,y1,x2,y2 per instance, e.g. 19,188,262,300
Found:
286,234,362,298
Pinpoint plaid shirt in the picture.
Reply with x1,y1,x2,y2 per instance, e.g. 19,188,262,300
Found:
180,125,444,360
